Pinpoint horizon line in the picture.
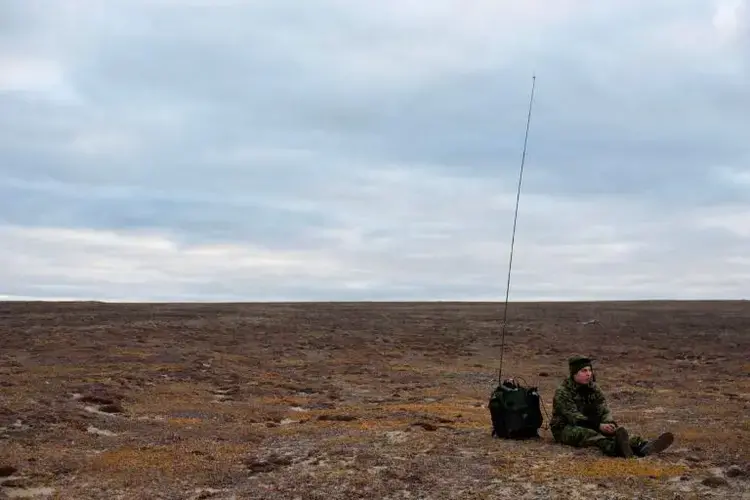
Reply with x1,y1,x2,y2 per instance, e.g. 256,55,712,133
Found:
1,298,747,305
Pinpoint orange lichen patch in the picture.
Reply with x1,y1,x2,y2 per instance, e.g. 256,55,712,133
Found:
87,440,249,478
257,395,311,406
553,457,688,479
126,382,223,418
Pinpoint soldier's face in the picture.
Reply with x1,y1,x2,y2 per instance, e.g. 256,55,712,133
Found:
574,366,593,384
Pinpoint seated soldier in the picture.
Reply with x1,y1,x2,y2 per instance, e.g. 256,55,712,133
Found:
550,355,674,458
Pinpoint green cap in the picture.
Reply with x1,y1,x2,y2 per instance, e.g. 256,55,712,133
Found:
568,355,593,376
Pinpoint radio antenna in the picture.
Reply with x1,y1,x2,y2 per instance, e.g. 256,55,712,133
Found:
498,74,537,384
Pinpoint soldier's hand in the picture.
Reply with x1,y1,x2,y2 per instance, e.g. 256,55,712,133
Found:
599,423,616,434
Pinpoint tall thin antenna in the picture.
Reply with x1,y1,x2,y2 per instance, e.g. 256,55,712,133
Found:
498,74,537,384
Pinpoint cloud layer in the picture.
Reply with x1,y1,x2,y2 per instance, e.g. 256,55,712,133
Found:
1,0,748,301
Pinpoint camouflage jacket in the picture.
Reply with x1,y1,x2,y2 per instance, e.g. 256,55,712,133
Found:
550,377,616,432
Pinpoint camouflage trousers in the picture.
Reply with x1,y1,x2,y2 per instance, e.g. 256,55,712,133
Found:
552,425,648,457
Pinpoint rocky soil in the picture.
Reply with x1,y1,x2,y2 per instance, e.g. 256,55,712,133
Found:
0,300,748,499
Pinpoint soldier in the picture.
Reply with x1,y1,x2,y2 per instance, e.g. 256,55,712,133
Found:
550,355,674,458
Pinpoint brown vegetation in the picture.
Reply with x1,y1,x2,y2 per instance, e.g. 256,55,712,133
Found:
0,300,748,499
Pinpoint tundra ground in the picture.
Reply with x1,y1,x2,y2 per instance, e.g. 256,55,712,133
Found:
1,300,748,499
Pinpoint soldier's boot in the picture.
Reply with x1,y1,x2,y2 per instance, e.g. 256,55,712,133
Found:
633,432,674,457
614,427,634,458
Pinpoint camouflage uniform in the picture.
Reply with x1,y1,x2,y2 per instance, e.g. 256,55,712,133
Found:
550,356,649,457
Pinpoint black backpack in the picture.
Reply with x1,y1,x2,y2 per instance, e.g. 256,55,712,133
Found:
488,379,543,439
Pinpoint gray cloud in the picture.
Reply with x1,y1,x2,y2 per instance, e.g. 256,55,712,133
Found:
0,0,748,301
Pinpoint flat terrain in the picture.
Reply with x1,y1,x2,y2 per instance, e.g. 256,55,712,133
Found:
0,300,748,499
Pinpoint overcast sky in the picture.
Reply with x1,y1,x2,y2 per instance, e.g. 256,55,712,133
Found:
1,0,748,302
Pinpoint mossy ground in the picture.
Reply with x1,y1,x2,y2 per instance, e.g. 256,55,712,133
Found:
0,301,748,499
